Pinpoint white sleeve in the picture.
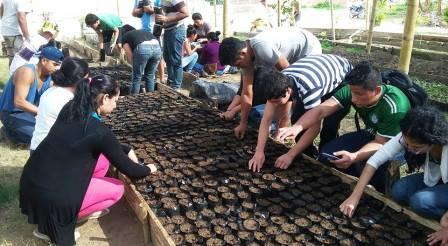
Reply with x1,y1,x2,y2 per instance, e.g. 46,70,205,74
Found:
367,132,404,169
17,0,32,13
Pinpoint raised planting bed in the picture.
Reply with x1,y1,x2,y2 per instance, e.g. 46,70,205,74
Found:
105,83,439,246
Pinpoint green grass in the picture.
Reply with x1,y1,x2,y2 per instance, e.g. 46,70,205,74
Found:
386,3,407,18
345,47,365,54
413,77,448,104
321,40,334,52
313,0,343,9
0,58,9,89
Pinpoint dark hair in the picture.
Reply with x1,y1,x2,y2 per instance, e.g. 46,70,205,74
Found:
254,66,293,100
38,39,61,51
401,106,448,146
344,61,382,90
219,37,246,65
207,31,221,41
192,12,203,20
85,13,99,26
187,25,197,37
63,75,119,123
400,106,448,172
52,57,89,87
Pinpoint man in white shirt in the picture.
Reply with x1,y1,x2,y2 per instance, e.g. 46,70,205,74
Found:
0,0,32,65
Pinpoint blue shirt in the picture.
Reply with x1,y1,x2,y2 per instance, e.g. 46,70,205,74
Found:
0,64,52,113
135,0,161,31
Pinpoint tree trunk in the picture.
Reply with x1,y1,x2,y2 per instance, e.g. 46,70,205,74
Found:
437,0,442,16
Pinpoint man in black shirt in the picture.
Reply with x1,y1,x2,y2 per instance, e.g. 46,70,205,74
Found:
120,29,162,93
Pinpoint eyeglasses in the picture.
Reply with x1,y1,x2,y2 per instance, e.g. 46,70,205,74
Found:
399,135,432,154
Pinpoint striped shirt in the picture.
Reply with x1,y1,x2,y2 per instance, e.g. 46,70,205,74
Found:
282,54,353,109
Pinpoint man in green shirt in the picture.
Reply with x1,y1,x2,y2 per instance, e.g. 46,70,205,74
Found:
277,62,411,191
85,13,123,56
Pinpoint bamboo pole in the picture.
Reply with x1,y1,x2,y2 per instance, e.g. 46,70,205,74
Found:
223,0,229,37
399,0,419,73
330,0,336,41
366,0,378,54
277,0,282,27
365,0,370,30
116,0,120,16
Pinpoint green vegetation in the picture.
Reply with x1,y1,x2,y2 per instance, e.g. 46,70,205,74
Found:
0,58,9,89
386,3,407,18
443,7,448,23
321,40,334,52
345,47,364,54
413,77,448,104
0,182,18,208
313,0,343,9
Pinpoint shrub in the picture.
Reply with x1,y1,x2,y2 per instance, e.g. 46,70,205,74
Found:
443,7,448,23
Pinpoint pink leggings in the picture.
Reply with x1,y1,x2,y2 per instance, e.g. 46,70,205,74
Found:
78,154,124,218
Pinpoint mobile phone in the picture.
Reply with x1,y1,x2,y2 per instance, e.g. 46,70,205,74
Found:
321,152,341,161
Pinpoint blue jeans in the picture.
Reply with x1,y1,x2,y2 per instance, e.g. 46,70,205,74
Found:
391,173,448,220
182,52,198,72
318,130,389,192
248,104,277,132
131,42,162,93
163,25,186,90
0,111,35,144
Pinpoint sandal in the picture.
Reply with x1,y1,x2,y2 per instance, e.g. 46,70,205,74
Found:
77,208,110,223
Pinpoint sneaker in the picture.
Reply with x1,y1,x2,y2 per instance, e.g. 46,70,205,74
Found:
33,229,80,242
77,208,110,223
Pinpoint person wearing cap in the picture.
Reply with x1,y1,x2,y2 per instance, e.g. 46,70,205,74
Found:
0,46,63,144
9,21,59,76
1,0,32,65
84,13,124,56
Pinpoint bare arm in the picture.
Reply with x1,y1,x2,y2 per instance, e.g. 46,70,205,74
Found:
13,67,38,114
1,4,4,18
96,30,104,49
275,56,290,71
156,4,189,23
123,43,133,64
111,27,120,47
240,68,254,125
17,12,30,40
278,98,341,141
183,40,197,56
227,95,241,111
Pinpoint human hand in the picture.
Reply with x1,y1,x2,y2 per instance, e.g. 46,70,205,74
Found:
441,211,448,227
275,153,294,169
146,163,158,173
106,44,115,56
155,14,168,23
427,226,448,246
277,125,303,142
330,151,357,169
219,110,236,121
234,122,247,139
248,151,265,172
128,149,139,163
339,194,361,218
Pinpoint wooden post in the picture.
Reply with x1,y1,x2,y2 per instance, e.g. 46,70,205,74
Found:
399,0,419,73
330,0,336,41
116,0,120,16
214,0,217,28
223,0,229,37
277,0,282,27
366,0,378,54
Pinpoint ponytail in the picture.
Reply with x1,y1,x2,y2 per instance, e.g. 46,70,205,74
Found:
52,57,89,87
207,31,221,41
63,75,119,123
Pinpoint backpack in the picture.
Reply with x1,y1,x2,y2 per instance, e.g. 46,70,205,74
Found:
354,69,428,130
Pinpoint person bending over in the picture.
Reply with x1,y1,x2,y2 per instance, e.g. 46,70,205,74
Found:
277,62,411,192
219,28,322,139
20,75,157,245
339,106,448,246
248,54,352,172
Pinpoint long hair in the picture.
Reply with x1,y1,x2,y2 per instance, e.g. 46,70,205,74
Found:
52,57,89,87
63,75,119,123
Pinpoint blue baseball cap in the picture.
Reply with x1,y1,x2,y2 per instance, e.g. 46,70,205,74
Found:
38,47,64,64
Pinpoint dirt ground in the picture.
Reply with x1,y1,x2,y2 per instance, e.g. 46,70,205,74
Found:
0,123,148,246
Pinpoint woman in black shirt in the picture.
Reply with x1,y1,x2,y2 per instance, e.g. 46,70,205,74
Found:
20,75,156,245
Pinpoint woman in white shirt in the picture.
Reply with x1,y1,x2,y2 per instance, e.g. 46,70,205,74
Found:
339,106,448,245
30,57,89,151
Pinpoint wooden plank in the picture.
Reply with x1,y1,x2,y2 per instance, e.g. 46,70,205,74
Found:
148,208,176,246
301,155,441,231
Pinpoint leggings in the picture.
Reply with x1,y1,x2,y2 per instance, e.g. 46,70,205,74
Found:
78,154,124,218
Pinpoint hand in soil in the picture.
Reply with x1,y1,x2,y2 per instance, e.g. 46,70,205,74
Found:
274,153,294,169
219,110,237,121
248,151,265,172
339,193,361,218
427,226,448,246
234,122,247,139
277,125,302,142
